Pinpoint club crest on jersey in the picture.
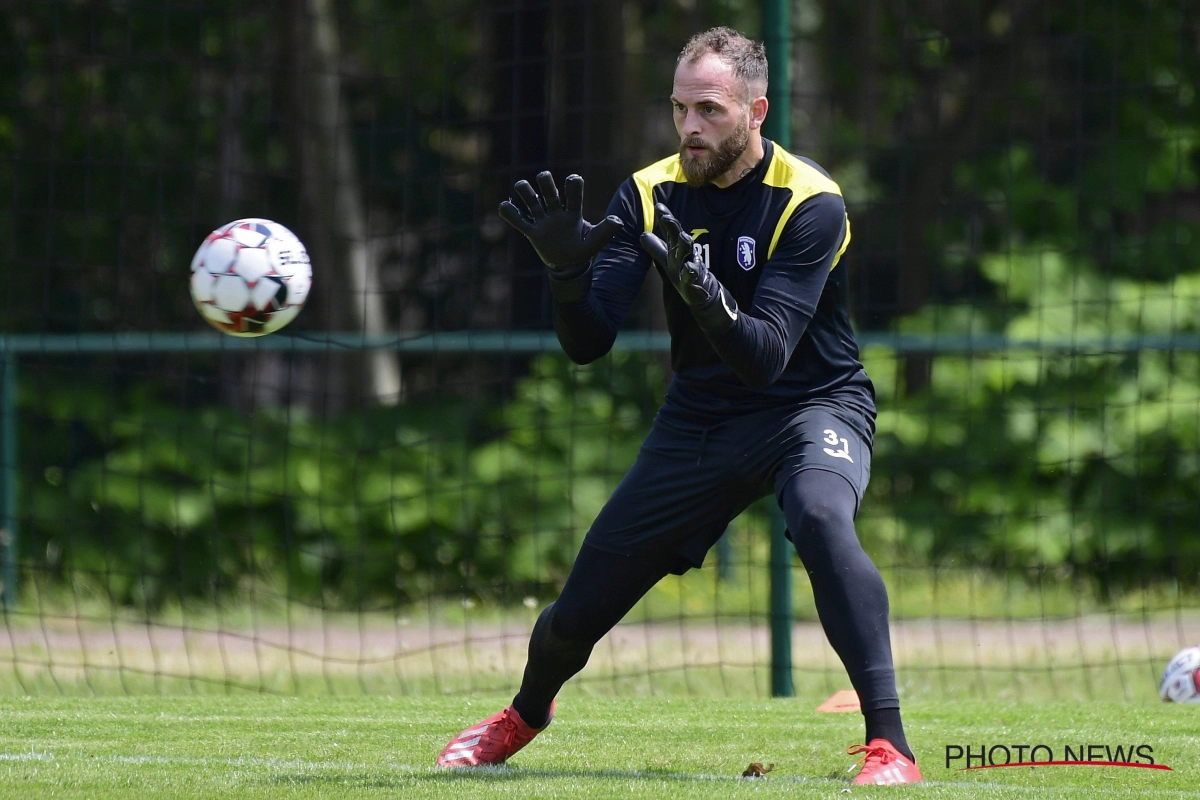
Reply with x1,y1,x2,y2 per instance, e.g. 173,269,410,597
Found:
737,237,756,270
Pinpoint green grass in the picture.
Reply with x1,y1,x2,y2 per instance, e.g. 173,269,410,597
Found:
0,695,1198,798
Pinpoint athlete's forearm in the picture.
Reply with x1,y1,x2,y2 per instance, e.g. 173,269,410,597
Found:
699,310,808,390
550,179,651,364
550,266,622,364
691,192,847,389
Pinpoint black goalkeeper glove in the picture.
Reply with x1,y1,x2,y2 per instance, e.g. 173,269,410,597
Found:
499,172,623,303
640,202,739,334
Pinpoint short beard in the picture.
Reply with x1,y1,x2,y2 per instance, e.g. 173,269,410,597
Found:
679,115,751,188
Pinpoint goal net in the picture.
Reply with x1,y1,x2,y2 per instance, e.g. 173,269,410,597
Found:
1,0,1197,701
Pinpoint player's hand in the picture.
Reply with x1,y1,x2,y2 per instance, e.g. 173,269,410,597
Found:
499,172,623,272
641,203,736,320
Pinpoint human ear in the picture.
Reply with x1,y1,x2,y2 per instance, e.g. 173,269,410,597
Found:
748,96,769,131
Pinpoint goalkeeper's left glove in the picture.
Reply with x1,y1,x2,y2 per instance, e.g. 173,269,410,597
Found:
640,202,739,334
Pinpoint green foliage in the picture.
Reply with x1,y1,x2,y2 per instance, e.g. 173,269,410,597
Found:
24,353,660,609
23,325,1200,610
808,0,1200,588
7,0,1200,608
864,248,1200,584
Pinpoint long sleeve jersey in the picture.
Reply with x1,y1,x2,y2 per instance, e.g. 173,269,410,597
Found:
552,139,876,423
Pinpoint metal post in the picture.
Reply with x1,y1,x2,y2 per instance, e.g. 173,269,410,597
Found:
762,0,794,698
768,502,794,697
1,351,16,608
762,0,791,150
716,526,733,582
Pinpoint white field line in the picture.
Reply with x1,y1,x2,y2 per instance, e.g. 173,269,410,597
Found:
0,751,1194,795
0,751,365,770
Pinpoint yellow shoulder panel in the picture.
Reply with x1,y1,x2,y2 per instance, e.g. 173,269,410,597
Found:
631,154,686,233
762,148,851,268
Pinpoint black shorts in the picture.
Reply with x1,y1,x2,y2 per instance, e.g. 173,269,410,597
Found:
582,401,874,572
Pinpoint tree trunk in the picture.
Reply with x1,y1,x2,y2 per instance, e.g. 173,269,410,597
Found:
489,1,552,330
293,0,401,404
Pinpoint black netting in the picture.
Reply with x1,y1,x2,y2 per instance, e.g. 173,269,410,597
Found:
0,0,1197,700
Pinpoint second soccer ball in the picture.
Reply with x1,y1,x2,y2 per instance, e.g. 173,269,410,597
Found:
1160,645,1200,703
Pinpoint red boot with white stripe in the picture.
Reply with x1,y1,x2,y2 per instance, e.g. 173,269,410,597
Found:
847,739,923,785
435,702,554,768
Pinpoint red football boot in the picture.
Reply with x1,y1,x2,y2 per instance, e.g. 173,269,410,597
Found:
435,702,554,768
847,739,923,785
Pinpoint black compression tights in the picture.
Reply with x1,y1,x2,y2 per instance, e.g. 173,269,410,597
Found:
780,469,898,709
512,469,909,758
512,547,674,728
780,469,910,758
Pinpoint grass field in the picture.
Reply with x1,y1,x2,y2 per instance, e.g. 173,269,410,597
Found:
1,695,1198,798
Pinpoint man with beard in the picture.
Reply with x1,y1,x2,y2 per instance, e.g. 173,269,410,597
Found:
435,27,922,785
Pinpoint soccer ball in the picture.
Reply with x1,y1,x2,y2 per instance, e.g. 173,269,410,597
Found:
189,218,312,337
1159,645,1200,703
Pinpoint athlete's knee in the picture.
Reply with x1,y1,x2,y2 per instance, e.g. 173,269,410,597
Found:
543,599,606,647
795,498,851,536
529,602,595,667
785,480,869,572
792,496,857,554
546,601,579,641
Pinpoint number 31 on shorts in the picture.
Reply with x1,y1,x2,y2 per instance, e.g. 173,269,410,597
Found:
822,429,853,463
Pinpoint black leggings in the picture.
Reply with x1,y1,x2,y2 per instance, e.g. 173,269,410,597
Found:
512,469,899,726
782,469,899,710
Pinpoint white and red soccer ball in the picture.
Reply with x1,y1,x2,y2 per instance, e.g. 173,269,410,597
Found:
189,218,311,337
1160,645,1200,703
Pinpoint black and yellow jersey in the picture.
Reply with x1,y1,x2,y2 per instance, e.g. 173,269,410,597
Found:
552,138,875,423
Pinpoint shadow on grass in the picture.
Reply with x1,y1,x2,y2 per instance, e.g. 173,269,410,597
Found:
258,764,835,789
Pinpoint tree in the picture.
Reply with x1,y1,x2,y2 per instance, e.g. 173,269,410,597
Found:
287,0,401,403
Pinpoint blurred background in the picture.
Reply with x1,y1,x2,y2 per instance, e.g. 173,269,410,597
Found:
1,0,1198,700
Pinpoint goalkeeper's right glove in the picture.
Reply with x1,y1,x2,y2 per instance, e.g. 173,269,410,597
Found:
499,172,623,303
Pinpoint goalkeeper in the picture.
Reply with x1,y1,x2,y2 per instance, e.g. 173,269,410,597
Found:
436,26,921,785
